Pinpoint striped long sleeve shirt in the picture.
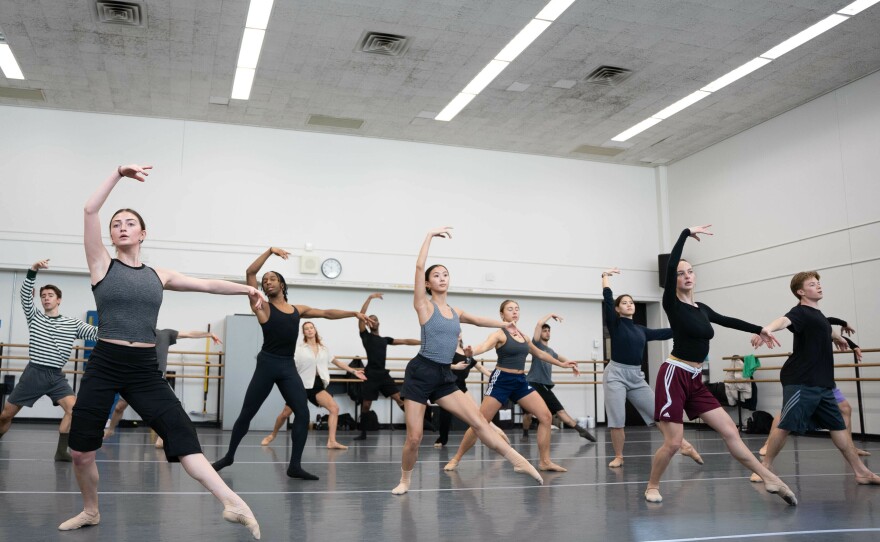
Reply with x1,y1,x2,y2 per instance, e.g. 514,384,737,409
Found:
20,269,98,369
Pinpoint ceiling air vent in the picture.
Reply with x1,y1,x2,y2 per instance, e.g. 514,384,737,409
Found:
572,144,624,157
93,1,146,26
584,66,632,86
0,87,45,101
357,31,410,57
307,114,364,129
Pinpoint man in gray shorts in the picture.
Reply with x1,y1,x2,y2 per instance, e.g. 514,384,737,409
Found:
0,259,98,461
522,316,596,442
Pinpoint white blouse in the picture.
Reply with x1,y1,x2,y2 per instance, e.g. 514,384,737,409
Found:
294,341,333,390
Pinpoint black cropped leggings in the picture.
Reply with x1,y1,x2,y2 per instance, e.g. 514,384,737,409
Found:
221,351,309,470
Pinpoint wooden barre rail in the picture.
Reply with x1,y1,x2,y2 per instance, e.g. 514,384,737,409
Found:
723,377,880,384
723,362,880,372
723,347,880,361
0,362,224,369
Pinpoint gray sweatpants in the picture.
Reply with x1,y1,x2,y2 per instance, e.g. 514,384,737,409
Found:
603,361,655,428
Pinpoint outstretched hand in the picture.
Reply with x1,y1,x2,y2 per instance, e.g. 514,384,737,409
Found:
841,324,856,336
463,345,474,358
548,313,564,323
354,370,367,381
270,247,290,259
754,328,781,349
31,259,50,271
247,287,265,310
428,226,453,239
833,336,850,352
210,333,223,345
688,225,713,242
564,361,580,377
603,267,620,276
370,293,384,300
118,164,152,182
355,312,370,325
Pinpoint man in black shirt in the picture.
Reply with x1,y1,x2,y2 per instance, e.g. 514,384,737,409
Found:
752,271,879,485
355,293,420,440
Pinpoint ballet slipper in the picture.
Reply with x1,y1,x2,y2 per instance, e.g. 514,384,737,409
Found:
490,423,511,444
391,468,413,495
679,444,704,465
857,448,871,457
504,448,543,485
443,458,459,471
154,437,164,449
539,461,568,472
326,441,348,450
764,479,798,506
222,504,261,539
608,457,624,468
758,445,767,456
58,510,100,530
644,487,662,503
855,473,880,485
749,472,764,483
260,435,275,447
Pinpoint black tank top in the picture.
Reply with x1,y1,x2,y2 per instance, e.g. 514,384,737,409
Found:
260,303,300,357
495,328,529,371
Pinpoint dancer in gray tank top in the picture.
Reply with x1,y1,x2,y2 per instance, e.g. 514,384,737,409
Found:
444,300,579,473
391,227,544,494
62,164,262,538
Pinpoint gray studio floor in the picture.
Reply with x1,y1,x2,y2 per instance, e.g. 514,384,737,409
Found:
1,422,879,542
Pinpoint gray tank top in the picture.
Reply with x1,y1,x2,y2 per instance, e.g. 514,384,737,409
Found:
417,301,461,364
92,259,163,344
495,328,530,371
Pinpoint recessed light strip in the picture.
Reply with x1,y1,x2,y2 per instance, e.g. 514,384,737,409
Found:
434,0,576,121
0,43,25,80
231,0,275,100
612,2,878,143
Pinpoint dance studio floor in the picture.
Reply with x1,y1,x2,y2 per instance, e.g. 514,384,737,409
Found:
1,423,878,541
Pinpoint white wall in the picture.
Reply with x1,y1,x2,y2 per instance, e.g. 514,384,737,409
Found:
0,105,665,424
665,69,880,434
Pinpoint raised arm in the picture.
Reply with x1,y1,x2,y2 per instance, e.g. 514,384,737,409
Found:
469,331,503,357
359,293,383,333
298,306,369,325
601,267,621,331
332,358,368,381
751,315,790,349
20,260,49,323
663,226,712,310
84,165,151,283
414,227,452,323
533,313,562,342
527,341,579,376
246,247,289,289
459,310,515,331
177,330,222,345
391,339,420,346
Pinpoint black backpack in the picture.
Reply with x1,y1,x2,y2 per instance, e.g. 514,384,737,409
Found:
347,357,364,403
744,410,773,434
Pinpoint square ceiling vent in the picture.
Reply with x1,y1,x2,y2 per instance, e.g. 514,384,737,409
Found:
584,65,632,86
93,1,146,26
357,31,410,57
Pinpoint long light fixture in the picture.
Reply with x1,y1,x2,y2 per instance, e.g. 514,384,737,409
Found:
0,35,25,80
231,0,274,100
611,0,876,142
435,0,576,121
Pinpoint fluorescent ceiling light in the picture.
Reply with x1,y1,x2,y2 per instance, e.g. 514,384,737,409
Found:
611,117,662,142
245,0,275,30
237,28,265,69
700,57,771,93
760,14,848,59
535,0,577,22
462,60,510,95
838,0,880,16
652,90,711,120
0,44,25,80
495,19,552,62
231,67,256,100
435,93,477,122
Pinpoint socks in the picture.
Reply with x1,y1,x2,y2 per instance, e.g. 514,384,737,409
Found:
286,467,319,480
212,456,234,471
572,423,597,442
353,430,367,441
392,468,413,495
55,432,72,462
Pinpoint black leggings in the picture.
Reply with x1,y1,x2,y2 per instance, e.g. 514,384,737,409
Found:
436,381,468,445
221,351,309,470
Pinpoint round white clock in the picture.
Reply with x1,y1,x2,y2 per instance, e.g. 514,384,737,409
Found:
321,258,342,279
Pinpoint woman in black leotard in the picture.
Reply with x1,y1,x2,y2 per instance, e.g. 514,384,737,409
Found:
212,247,367,480
645,225,796,506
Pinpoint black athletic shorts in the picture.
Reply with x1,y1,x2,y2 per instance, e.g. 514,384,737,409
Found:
530,382,564,414
400,354,459,405
306,374,326,407
361,369,400,401
69,341,202,462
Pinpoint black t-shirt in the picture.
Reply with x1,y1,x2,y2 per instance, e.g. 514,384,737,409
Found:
360,330,393,373
663,229,762,362
780,304,835,388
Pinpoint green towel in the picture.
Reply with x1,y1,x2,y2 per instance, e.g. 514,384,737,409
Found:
742,354,760,379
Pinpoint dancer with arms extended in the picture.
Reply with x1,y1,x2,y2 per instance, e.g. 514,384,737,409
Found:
749,272,880,486
645,225,796,505
444,303,580,473
212,247,368,480
64,164,260,537
601,268,702,468
391,227,543,494
260,321,367,450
